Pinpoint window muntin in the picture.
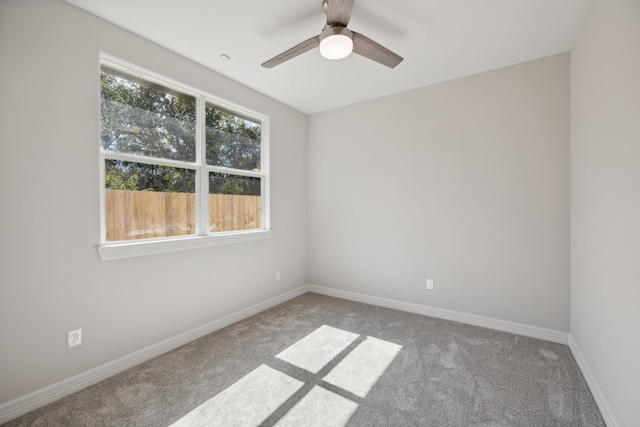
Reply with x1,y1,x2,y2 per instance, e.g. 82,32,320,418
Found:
99,61,268,248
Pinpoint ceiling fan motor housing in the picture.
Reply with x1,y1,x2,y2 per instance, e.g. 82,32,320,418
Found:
319,25,354,60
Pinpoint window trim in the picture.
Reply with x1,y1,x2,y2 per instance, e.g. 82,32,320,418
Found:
97,230,273,261
97,55,271,260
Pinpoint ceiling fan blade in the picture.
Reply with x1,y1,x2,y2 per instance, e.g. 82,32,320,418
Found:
261,35,320,69
352,32,403,68
326,0,354,27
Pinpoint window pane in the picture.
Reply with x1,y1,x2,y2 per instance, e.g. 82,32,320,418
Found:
104,160,196,241
206,105,261,171
100,69,196,162
208,172,261,233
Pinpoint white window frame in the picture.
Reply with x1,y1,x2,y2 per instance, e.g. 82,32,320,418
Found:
97,56,271,261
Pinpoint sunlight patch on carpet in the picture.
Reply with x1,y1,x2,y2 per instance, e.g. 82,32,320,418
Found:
171,325,402,426
276,325,359,373
170,364,303,427
323,336,402,398
274,385,359,427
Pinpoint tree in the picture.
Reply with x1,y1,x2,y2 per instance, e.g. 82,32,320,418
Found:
206,107,262,196
100,69,262,195
100,72,197,162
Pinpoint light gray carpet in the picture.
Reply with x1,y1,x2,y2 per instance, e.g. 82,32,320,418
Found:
3,293,604,426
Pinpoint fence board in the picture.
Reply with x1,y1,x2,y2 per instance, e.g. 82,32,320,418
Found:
105,189,260,241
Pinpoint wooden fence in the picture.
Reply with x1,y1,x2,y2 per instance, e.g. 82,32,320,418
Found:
105,189,261,241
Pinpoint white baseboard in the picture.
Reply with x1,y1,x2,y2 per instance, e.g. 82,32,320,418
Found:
568,335,619,427
0,284,575,424
313,284,616,424
0,286,309,425
307,284,569,344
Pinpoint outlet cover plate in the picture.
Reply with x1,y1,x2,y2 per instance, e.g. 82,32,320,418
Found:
67,329,82,349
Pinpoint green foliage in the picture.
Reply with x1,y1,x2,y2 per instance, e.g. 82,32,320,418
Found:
205,107,261,172
209,173,260,196
100,72,196,162
105,166,139,191
105,160,195,193
101,69,262,195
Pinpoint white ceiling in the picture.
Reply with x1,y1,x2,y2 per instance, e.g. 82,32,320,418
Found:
65,0,590,115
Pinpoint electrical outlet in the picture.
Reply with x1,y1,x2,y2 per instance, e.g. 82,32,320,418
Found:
275,271,281,282
67,329,82,349
426,279,434,290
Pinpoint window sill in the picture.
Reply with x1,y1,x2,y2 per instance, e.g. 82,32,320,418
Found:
97,230,272,261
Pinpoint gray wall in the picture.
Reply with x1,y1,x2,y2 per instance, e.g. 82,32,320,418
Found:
0,0,308,404
3,0,637,424
570,0,640,425
308,54,570,332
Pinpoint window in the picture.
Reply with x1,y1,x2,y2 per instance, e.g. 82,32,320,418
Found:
98,59,270,260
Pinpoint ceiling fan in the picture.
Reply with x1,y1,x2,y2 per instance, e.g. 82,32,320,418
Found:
261,0,403,69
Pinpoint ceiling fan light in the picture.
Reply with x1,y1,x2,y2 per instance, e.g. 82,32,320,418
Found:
319,32,353,60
